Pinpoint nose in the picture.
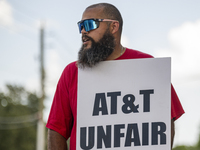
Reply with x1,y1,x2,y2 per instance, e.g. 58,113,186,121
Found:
81,26,88,34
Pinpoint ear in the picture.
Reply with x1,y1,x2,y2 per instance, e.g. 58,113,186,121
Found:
110,21,119,34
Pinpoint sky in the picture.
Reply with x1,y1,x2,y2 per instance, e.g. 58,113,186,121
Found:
0,0,200,147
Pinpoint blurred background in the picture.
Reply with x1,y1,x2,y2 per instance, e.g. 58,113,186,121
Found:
0,0,200,150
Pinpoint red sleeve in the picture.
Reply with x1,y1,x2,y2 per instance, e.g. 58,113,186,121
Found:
171,84,184,120
46,65,73,139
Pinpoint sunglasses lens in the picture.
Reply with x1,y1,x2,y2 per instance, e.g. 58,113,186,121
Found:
78,23,83,33
78,19,98,33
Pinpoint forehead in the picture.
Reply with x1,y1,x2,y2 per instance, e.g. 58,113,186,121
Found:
81,7,105,20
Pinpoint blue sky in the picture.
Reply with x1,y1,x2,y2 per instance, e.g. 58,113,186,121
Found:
0,0,200,147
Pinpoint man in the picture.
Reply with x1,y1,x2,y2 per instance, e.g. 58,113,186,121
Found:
46,3,184,150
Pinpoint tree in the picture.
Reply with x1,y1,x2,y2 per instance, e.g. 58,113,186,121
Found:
173,145,199,150
0,84,42,150
196,126,200,149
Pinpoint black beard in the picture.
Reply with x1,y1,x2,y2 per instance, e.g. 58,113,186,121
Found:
78,31,115,68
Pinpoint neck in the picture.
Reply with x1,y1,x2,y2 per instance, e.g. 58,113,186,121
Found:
106,43,124,60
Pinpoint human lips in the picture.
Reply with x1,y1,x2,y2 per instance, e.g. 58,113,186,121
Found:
82,35,91,44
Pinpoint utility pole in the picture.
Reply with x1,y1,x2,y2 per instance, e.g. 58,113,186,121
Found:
36,21,45,150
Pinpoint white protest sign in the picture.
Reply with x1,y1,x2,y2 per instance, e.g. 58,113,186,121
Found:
77,58,171,150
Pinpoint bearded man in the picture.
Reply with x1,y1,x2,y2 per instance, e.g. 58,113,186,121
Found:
46,3,184,150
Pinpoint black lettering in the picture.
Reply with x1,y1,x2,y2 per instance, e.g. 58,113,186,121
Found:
142,123,149,145
122,94,139,114
80,127,95,149
92,93,108,116
140,89,154,112
114,124,125,147
107,91,121,114
97,125,111,148
152,122,167,145
125,124,141,147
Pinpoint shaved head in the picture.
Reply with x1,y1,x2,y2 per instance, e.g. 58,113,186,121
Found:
85,3,123,35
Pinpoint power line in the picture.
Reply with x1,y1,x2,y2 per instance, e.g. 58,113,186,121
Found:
0,8,38,41
8,0,41,21
0,24,37,42
0,112,39,130
0,8,38,31
0,0,39,30
0,121,37,130
46,32,78,64
0,112,39,124
0,0,39,41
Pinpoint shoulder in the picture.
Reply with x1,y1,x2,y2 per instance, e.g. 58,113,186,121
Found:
116,48,154,60
59,61,77,82
57,61,78,90
63,61,78,74
124,48,154,59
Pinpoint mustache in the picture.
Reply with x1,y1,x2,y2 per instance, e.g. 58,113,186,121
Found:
82,34,93,41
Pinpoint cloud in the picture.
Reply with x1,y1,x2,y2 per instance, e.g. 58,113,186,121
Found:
154,20,200,83
45,49,63,96
154,20,200,146
121,35,131,48
0,0,13,26
24,49,63,98
25,77,40,94
0,0,37,34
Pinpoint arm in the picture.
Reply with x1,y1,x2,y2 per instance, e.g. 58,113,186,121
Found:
48,129,68,150
171,119,175,149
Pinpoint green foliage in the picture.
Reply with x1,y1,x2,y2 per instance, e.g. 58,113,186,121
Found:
173,145,198,150
197,130,200,149
173,145,188,150
173,132,200,150
0,84,41,150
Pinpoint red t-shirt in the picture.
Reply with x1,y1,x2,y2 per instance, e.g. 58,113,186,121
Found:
46,48,184,150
